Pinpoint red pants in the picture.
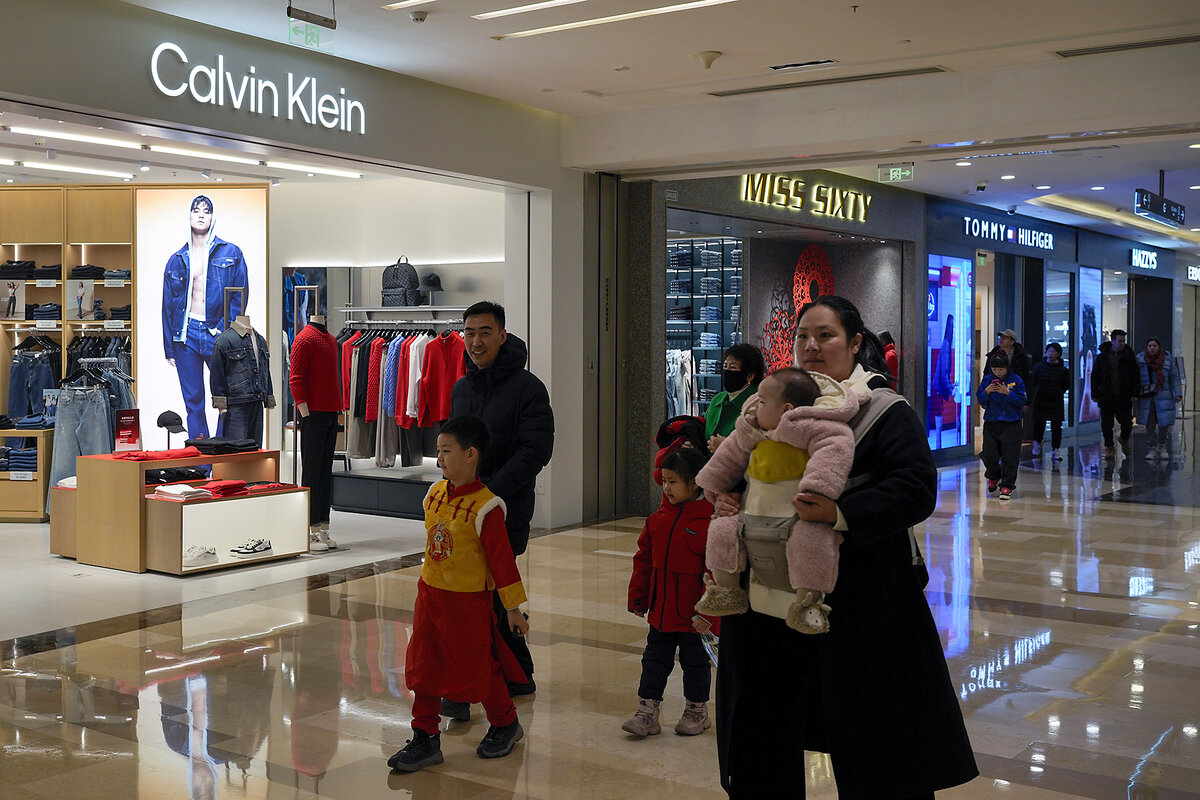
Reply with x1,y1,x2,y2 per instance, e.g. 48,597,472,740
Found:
410,656,516,735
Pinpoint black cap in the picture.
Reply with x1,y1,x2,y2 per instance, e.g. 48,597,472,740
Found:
157,411,185,433
419,272,443,291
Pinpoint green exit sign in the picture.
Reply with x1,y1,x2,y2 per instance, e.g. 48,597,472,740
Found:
878,162,914,182
289,20,335,54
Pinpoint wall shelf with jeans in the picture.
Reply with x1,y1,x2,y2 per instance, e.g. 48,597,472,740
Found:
0,427,53,522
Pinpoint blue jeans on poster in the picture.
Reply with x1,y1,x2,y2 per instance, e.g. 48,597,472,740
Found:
174,318,219,439
222,402,263,447
47,387,112,508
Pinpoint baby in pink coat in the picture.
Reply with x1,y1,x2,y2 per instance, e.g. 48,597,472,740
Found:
694,367,858,634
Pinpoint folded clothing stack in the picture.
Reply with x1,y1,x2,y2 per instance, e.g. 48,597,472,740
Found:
668,249,693,269
729,331,742,345
730,249,742,267
184,437,258,455
0,416,14,429
8,446,37,471
103,269,131,279
668,279,692,294
14,414,51,429
0,446,10,470
729,274,743,293
667,305,692,320
32,303,62,320
108,304,131,320
154,484,213,501
92,298,106,320
56,475,77,488
697,332,722,348
730,305,741,323
70,264,106,279
246,481,292,493
699,305,722,321
31,264,62,279
697,359,721,375
114,446,202,461
699,388,719,401
145,466,210,484
698,249,722,267
200,479,248,498
1,260,35,279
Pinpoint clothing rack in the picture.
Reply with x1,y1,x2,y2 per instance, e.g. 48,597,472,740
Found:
79,357,118,366
345,319,460,328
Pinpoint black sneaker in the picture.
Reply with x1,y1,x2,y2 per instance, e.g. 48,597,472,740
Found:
440,699,471,721
476,720,524,759
507,679,537,697
387,730,443,772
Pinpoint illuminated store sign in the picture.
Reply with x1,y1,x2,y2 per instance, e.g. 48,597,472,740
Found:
741,174,873,222
1130,248,1158,270
962,216,1054,251
150,42,366,134
1188,265,1200,282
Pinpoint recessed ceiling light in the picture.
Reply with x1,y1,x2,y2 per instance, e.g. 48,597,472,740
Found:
266,161,362,179
17,161,134,180
1190,143,1200,149
1000,175,1015,180
201,168,212,179
473,0,588,20
1190,185,1200,190
139,161,150,172
306,172,315,177
1114,271,1123,275
955,161,971,167
493,0,738,40
150,145,260,166
1035,184,1051,190
1090,185,1105,191
381,0,437,9
6,126,141,150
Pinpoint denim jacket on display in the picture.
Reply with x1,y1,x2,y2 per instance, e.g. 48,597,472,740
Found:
210,322,275,409
162,236,249,360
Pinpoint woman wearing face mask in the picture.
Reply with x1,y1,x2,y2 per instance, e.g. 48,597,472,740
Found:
705,344,765,453
1136,337,1182,460
709,296,977,799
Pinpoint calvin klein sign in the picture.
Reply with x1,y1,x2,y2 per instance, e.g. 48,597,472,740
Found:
150,42,366,134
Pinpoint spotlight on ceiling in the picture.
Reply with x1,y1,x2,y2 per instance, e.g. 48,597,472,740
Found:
139,161,150,172
201,168,213,179
270,177,281,187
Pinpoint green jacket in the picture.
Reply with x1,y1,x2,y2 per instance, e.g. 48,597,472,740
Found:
704,381,760,440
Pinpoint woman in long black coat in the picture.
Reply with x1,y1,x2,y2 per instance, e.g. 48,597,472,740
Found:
711,296,977,799
1029,342,1071,459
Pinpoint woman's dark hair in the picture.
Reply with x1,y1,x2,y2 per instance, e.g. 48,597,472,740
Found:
1145,336,1161,349
797,295,892,378
660,446,708,484
722,343,766,383
988,352,1010,369
1045,342,1062,357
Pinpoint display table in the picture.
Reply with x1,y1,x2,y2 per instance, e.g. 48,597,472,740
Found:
0,427,53,522
69,449,292,573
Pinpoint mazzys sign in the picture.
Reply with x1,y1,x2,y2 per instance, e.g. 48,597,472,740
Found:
150,42,366,134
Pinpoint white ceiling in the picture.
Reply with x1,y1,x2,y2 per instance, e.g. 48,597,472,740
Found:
17,1,1200,258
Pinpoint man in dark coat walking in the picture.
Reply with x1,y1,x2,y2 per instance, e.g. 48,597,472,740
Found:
1090,328,1139,457
447,301,554,703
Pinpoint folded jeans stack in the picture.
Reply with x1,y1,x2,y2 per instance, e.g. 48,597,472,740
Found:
699,388,718,401
728,274,743,293
697,332,722,348
698,249,722,267
729,331,742,345
730,305,741,323
103,269,131,279
108,304,131,320
668,249,694,269
699,305,722,321
730,249,742,267
32,303,62,320
1,260,35,279
668,279,692,294
31,264,62,279
8,447,38,471
0,446,10,470
70,264,106,279
699,276,722,293
154,484,213,501
14,414,50,429
667,306,692,320
698,359,720,375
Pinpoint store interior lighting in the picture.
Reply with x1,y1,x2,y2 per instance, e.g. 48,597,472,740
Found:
3,125,142,150
139,161,150,172
149,145,261,166
492,0,738,40
472,0,589,20
201,168,213,179
13,160,134,180
266,161,362,179
380,0,437,9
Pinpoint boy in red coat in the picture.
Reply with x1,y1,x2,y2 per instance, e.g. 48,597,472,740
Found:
387,415,531,773
626,446,717,738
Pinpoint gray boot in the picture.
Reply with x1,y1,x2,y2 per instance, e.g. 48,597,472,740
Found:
673,701,711,736
621,698,661,737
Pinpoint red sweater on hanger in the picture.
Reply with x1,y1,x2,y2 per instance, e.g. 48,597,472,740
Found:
340,331,363,412
418,331,467,427
365,336,387,423
395,335,416,429
289,323,342,412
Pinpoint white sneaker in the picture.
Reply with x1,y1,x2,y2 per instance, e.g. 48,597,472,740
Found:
317,530,338,550
1052,449,1062,461
183,545,217,567
309,531,329,552
1158,446,1170,460
231,538,273,558
1031,441,1040,456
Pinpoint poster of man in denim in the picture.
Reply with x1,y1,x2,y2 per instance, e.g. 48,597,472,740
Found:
161,195,250,439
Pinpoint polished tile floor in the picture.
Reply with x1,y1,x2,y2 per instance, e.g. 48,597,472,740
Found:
2,431,1199,799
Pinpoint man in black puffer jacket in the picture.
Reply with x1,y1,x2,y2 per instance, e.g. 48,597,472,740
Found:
448,301,554,701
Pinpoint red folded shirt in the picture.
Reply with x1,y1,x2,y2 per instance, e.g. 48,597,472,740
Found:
199,479,248,497
114,446,202,461
246,482,291,493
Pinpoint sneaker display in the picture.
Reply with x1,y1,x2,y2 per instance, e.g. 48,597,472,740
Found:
999,487,1012,499
387,730,443,772
476,720,524,758
230,538,272,558
986,479,998,493
309,531,329,552
182,545,217,567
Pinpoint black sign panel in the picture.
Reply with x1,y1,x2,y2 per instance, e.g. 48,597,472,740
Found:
1134,188,1186,228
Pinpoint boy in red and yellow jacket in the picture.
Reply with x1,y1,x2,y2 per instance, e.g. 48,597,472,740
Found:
388,415,530,773
626,446,717,738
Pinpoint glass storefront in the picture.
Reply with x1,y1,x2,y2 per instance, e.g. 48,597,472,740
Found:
1044,269,1073,423
926,254,974,450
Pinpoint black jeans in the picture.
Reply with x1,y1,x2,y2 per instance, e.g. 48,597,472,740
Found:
300,411,338,526
223,402,264,447
1099,400,1133,447
637,626,711,703
1031,414,1062,449
982,419,1021,489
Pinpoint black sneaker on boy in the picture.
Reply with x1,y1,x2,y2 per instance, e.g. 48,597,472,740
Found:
387,730,443,772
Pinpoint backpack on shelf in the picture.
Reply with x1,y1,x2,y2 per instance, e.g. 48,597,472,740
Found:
381,256,424,306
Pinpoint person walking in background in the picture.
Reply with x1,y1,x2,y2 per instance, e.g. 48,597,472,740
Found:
978,352,1026,499
1136,337,1182,460
625,447,716,738
1090,329,1139,458
704,344,764,453
1029,343,1070,461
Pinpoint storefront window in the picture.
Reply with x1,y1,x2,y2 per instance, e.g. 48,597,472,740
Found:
1044,269,1073,423
1078,267,1102,423
926,254,974,450
1102,270,1129,339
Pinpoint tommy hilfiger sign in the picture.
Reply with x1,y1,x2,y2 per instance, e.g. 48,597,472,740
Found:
962,216,1054,251
150,42,366,134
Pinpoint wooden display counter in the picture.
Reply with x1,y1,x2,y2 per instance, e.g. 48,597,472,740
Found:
67,449,287,573
0,427,53,522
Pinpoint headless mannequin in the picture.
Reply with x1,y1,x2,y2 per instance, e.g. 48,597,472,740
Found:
296,313,326,419
291,313,339,548
219,315,255,416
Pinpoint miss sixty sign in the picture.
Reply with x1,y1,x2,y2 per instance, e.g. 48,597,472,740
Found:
150,42,366,134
